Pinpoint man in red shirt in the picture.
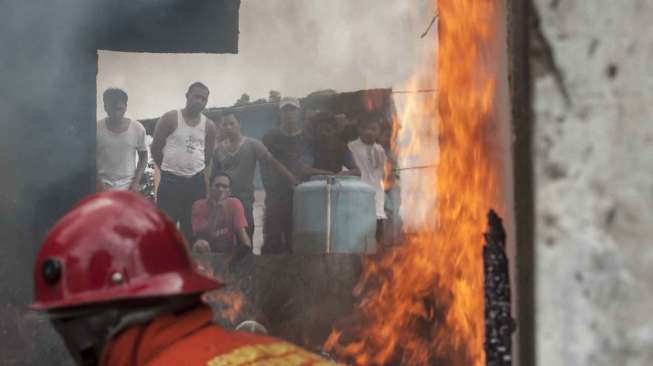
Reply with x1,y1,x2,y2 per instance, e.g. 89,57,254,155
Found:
192,171,252,255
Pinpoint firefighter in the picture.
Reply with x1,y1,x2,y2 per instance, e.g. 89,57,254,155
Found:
30,190,338,366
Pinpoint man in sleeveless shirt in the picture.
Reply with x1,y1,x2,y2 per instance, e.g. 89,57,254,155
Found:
151,82,218,242
96,88,148,191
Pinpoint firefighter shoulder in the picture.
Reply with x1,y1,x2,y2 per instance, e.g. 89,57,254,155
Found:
31,190,339,366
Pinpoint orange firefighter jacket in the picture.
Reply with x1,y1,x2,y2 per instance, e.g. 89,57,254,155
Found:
100,305,337,366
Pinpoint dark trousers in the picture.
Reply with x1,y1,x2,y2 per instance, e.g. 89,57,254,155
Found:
262,190,293,254
157,170,206,244
237,198,255,242
376,219,386,246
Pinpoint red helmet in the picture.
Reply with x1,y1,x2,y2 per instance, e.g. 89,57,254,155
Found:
30,190,223,311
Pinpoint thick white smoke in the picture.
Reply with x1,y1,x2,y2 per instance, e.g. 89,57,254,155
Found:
97,0,434,119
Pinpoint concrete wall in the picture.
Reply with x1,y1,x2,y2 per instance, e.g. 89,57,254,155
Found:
532,1,653,365
0,2,239,364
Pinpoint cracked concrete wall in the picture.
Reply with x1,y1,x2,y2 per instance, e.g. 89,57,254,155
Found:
532,1,653,365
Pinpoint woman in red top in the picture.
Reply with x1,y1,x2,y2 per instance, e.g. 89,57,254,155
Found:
191,172,252,254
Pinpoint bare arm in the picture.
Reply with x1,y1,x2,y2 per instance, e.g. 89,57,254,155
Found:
339,146,361,176
255,140,299,186
338,168,361,176
193,201,216,242
205,119,217,167
151,111,176,168
304,167,332,179
301,164,334,177
268,157,300,186
96,175,106,192
130,150,148,191
236,228,252,249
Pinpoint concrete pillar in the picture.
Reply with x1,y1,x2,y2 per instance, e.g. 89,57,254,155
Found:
532,1,653,365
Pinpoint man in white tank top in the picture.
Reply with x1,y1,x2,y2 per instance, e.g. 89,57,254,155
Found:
96,88,148,191
151,82,218,241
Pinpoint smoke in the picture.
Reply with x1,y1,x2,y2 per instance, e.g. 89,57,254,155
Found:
97,0,434,119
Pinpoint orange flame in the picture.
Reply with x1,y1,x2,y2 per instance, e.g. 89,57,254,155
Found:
326,0,503,365
360,89,390,112
205,289,246,323
194,255,247,324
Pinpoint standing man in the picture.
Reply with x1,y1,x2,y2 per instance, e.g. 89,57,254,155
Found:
309,111,350,173
213,112,298,241
96,88,148,191
151,82,217,241
346,113,389,244
261,97,332,254
378,121,401,246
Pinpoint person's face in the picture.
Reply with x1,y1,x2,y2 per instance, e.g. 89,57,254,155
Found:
320,121,338,139
280,105,300,127
210,176,231,202
379,127,392,149
185,87,209,114
49,309,118,366
104,99,126,120
359,122,381,144
220,115,241,139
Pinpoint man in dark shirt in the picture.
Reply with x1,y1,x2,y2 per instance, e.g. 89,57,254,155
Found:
261,97,332,254
213,113,298,241
309,111,351,173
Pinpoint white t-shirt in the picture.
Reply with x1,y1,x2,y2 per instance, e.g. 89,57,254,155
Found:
347,138,387,219
97,118,147,190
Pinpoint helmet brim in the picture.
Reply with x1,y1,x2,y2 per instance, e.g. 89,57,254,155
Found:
30,269,224,311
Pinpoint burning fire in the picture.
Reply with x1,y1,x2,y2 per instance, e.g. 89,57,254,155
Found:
207,289,246,323
326,0,502,365
194,256,247,324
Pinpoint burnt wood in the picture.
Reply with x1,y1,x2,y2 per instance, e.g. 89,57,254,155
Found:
484,210,516,366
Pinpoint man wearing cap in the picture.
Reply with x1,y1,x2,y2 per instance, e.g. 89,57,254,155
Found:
31,190,339,366
261,97,332,254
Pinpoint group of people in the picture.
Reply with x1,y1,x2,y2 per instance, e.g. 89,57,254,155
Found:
38,82,399,364
96,82,398,258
